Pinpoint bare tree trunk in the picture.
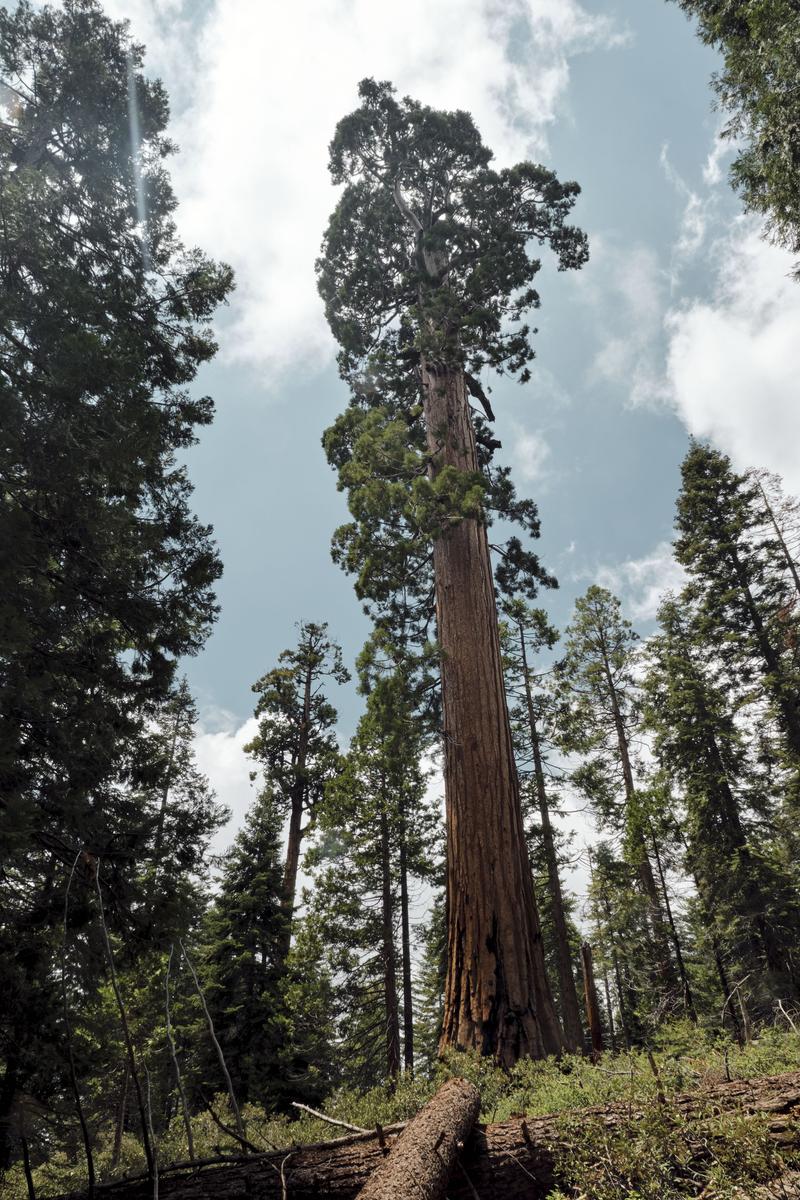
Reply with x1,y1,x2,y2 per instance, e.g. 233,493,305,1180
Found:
580,943,604,1060
280,664,312,961
112,1063,130,1171
648,821,697,1021
518,625,583,1052
601,967,617,1052
355,1077,480,1200
379,804,401,1080
421,363,563,1066
399,834,414,1072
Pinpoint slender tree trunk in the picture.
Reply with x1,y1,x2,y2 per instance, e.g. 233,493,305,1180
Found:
518,626,582,1050
421,362,563,1065
756,478,800,602
279,664,312,960
600,650,675,986
580,943,604,1060
729,547,800,760
379,802,401,1079
647,822,697,1021
399,833,414,1072
112,1063,130,1170
601,967,617,1052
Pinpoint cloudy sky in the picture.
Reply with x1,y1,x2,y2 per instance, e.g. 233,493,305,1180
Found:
98,0,799,851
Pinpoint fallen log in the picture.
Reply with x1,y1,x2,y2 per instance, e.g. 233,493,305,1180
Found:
354,1077,480,1199
50,1069,800,1200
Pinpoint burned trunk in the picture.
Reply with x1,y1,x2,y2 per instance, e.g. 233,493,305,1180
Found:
421,362,562,1065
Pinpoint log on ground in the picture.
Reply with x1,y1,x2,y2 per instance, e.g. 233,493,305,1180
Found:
50,1069,800,1200
354,1076,479,1199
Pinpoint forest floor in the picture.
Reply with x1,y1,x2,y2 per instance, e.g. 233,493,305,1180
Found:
12,1023,800,1199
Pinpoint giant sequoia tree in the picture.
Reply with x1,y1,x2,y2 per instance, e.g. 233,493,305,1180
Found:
317,79,587,1063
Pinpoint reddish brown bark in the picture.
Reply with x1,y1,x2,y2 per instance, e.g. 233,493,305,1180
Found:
421,362,563,1066
355,1077,480,1200
580,942,604,1061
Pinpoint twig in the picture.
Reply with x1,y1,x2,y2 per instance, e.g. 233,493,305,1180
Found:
777,999,799,1035
180,939,247,1148
280,1152,293,1200
290,1102,368,1133
197,1089,266,1153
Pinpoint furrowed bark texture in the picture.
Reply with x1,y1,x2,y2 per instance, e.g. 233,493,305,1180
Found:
51,1070,800,1200
422,361,563,1066
355,1077,479,1200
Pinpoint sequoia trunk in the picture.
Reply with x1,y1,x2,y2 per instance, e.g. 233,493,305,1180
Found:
421,361,563,1065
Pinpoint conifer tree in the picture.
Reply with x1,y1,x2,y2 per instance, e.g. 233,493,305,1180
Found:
500,601,584,1052
675,444,800,789
198,790,287,1108
557,587,679,1004
317,78,588,1063
0,1,231,1162
672,0,800,274
245,623,349,959
644,595,800,1008
310,671,436,1082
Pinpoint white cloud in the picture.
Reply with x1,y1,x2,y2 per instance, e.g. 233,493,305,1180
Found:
513,425,552,485
659,143,708,275
106,0,627,379
664,223,800,497
593,540,685,622
583,239,670,407
193,714,259,855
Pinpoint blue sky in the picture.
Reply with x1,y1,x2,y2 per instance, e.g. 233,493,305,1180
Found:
101,0,800,845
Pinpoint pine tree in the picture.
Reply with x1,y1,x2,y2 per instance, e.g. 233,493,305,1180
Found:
317,78,588,1064
245,622,349,959
309,672,437,1083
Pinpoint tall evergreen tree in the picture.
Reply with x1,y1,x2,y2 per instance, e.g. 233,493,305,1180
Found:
557,586,679,1006
309,672,436,1083
644,595,800,1009
0,1,231,1165
672,0,800,274
245,622,349,959
198,790,287,1108
317,77,588,1064
674,444,800,790
500,601,584,1052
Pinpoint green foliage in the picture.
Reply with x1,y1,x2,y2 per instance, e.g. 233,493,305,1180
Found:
673,0,800,273
0,0,232,1166
552,1103,795,1199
